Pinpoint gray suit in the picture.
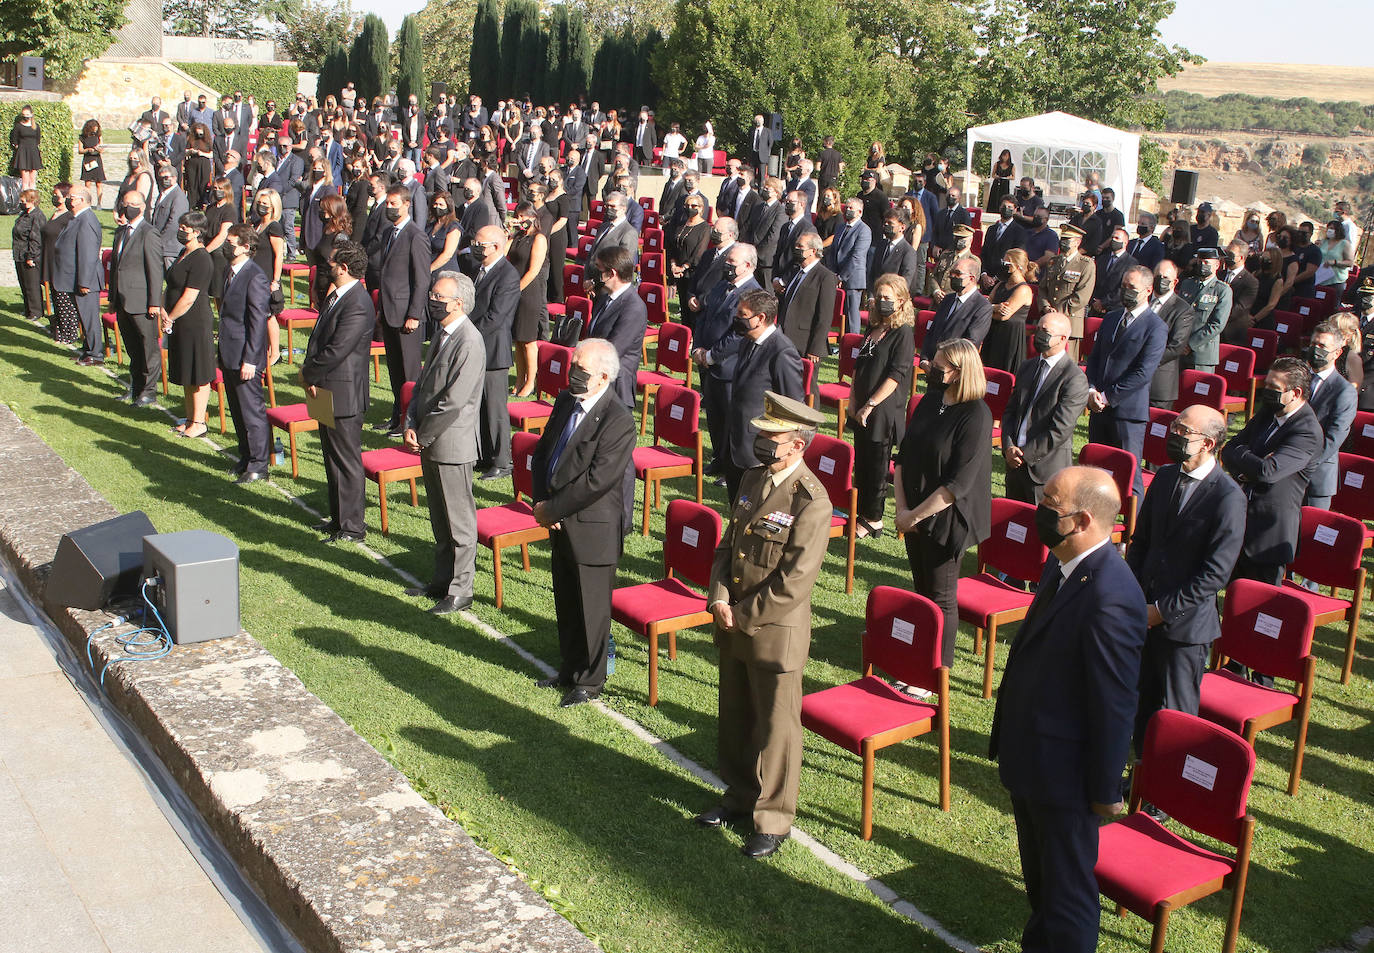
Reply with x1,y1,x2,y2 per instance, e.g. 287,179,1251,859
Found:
52,208,104,361
109,219,166,396
587,218,637,264
1305,369,1357,507
149,186,189,264
407,316,486,599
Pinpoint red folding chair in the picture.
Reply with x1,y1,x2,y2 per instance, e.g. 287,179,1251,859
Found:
984,367,1015,448
638,282,670,363
508,341,573,433
1216,344,1257,418
636,322,693,436
1331,452,1374,551
1141,407,1179,491
912,309,936,356
362,382,422,536
638,196,655,212
1096,709,1256,953
100,313,124,365
562,263,585,301
801,586,950,839
590,199,604,219
819,333,863,436
266,402,319,478
955,498,1049,698
1270,310,1302,352
1200,579,1316,795
1080,316,1104,363
1077,443,1138,542
641,251,666,286
610,500,722,706
564,295,592,341
1282,507,1367,684
1176,369,1227,413
1342,410,1374,458
476,432,549,608
1245,328,1279,379
644,209,660,230
800,357,817,407
827,288,846,346
1291,295,1332,322
641,227,665,254
804,434,858,593
575,234,595,263
633,384,704,536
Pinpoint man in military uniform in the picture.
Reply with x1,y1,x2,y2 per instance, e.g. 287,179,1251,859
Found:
927,224,974,302
1179,247,1231,374
695,392,832,859
1041,223,1096,360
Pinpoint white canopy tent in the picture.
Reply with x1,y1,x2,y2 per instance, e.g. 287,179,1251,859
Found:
964,111,1139,215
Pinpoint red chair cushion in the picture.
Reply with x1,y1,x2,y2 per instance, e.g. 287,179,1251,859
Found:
1278,580,1353,618
634,445,693,476
1197,669,1300,734
476,500,540,545
636,369,683,390
509,400,555,423
362,447,421,478
801,675,936,754
611,577,708,633
102,312,118,328
1096,812,1235,919
818,382,852,406
956,573,1035,627
266,403,314,426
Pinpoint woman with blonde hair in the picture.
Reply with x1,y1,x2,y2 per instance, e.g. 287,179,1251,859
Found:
816,187,843,246
850,273,917,538
249,187,285,361
1234,208,1264,254
895,337,992,668
984,248,1036,371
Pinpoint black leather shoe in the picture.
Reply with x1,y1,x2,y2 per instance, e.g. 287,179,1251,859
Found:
133,395,157,407
479,466,513,481
234,471,266,484
559,687,600,707
694,806,749,829
703,460,723,476
741,832,788,859
372,419,398,432
1142,802,1169,823
322,531,366,543
429,595,472,615
536,675,569,689
312,519,338,533
405,584,443,597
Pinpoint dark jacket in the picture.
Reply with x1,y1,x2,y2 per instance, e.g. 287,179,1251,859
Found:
587,287,648,410
699,275,761,382
1084,307,1167,423
1001,353,1092,485
979,218,1027,276
1219,402,1323,565
922,290,993,361
777,263,838,361
1148,293,1196,404
11,206,45,265
470,257,521,370
1306,370,1357,498
377,219,432,326
726,328,804,468
51,209,103,293
867,236,921,298
300,280,375,419
108,219,165,313
218,261,270,369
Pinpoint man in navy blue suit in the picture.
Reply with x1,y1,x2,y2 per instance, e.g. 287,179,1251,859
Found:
218,226,273,483
1084,265,1167,499
1302,321,1357,510
991,466,1148,953
692,244,761,477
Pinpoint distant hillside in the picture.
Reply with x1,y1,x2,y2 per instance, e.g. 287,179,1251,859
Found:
1159,62,1374,106
1162,91,1374,137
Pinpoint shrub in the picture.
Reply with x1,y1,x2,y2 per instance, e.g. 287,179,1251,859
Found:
171,63,299,112
0,101,75,196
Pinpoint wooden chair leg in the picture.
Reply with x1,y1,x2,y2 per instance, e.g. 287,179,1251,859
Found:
1289,701,1312,796
836,398,848,438
286,324,294,363
983,622,998,700
492,544,504,608
845,517,856,594
520,542,530,571
860,741,876,841
973,626,983,656
1342,614,1358,685
265,366,276,407
372,352,380,382
668,629,677,660
114,325,124,365
408,477,418,506
641,477,651,536
640,388,651,436
288,431,299,478
160,347,169,395
378,477,390,535
647,628,658,707
1149,905,1172,953
216,383,227,433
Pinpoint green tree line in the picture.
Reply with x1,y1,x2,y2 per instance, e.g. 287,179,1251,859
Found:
1162,91,1374,136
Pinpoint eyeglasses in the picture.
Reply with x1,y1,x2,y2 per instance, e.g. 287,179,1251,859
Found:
1168,423,1206,437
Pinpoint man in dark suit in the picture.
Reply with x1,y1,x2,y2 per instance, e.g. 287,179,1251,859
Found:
517,125,551,190
730,168,760,229
1127,405,1245,759
219,227,272,483
423,148,452,204
266,140,306,259
919,257,992,366
868,207,921,299
722,289,805,502
685,217,738,320
106,193,164,405
632,108,657,165
692,244,761,476
586,192,638,263
771,192,818,283
659,160,688,223
470,225,522,479
456,178,498,272
396,159,428,231
1091,227,1139,315
301,239,376,542
532,338,638,707
1085,265,1168,499
150,166,189,268
400,95,425,167
748,115,773,180
140,97,170,130
363,99,393,139
784,158,817,214
404,271,486,612
1220,239,1261,343
1001,312,1091,503
53,188,106,371
563,148,588,211
298,151,340,266
1127,214,1165,271
561,107,588,154
1219,357,1323,586
744,177,786,288
825,199,872,335
1302,321,1357,509
775,233,836,399
716,159,743,220
991,466,1147,953
930,191,971,257
978,197,1027,289
576,135,606,212
375,185,433,434
1147,260,1196,410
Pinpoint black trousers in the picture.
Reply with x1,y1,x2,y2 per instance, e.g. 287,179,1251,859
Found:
852,432,894,523
222,362,271,474
1149,397,1176,410
1133,631,1209,757
118,308,160,396
1087,408,1146,500
16,259,43,320
1004,462,1044,504
905,531,961,668
724,460,749,507
700,373,732,467
421,454,476,598
380,321,423,424
479,367,512,470
319,413,366,536
1009,795,1102,953
549,529,615,690
75,290,104,361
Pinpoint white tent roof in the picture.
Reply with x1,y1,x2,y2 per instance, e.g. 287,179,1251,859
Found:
965,111,1140,216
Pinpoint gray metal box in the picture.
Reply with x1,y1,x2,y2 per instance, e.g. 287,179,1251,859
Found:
142,531,240,644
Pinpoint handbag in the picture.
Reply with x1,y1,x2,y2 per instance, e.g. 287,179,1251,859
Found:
550,307,583,346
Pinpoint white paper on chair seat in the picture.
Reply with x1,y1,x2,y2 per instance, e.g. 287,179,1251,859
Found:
670,404,684,420
1150,422,1167,438
1194,381,1209,395
1364,423,1374,439
1345,471,1364,489
818,456,836,475
527,455,534,470
1251,337,1264,348
668,339,680,352
1006,522,1027,544
681,526,699,547
1224,360,1240,373
1300,305,1311,315
1313,524,1339,546
1254,612,1282,638
1182,754,1218,791
550,360,561,374
987,381,1000,395
851,347,860,359
1276,323,1289,334
891,618,914,644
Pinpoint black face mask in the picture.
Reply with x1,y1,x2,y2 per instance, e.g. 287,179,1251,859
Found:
384,206,402,223
1305,344,1332,368
428,299,451,325
118,204,137,220
753,433,784,465
722,263,738,282
709,230,722,244
1359,292,1374,312
953,238,970,251
567,364,592,395
1255,387,1285,413
784,201,797,216
1153,275,1171,296
1058,238,1073,253
883,225,898,240
1034,504,1078,549
464,189,477,201
948,274,967,294
876,300,896,316
1102,199,1114,211
1032,329,1055,353
733,314,755,335
1137,224,1152,237
1109,238,1125,252
1121,287,1142,309
1165,432,1197,464
791,247,806,264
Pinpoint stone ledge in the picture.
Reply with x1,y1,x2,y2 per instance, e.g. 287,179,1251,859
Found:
0,401,598,953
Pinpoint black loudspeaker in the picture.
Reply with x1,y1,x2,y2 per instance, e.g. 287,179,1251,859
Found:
431,82,447,102
769,111,783,140
20,56,44,91
0,176,20,215
47,512,158,610
1170,170,1199,206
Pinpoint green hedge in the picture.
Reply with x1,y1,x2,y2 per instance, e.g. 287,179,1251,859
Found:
171,63,299,112
1,101,74,196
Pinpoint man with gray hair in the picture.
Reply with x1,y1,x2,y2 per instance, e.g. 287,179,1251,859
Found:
53,187,105,370
531,338,637,707
586,190,637,262
404,271,485,614
824,196,872,335
686,216,738,316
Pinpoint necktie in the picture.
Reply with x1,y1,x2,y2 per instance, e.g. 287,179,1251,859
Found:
324,290,338,314
385,225,399,256
1171,471,1191,516
589,294,608,335
548,404,584,475
1262,419,1281,448
1024,567,1064,627
1113,314,1130,342
783,268,805,302
1309,374,1321,401
1031,358,1049,397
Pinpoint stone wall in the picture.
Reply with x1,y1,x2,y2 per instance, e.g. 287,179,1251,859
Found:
65,58,218,129
161,36,279,64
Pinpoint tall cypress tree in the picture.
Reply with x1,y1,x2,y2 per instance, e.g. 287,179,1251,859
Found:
394,15,425,109
468,0,501,102
516,0,544,102
499,0,525,101
350,14,390,105
317,41,346,105
545,5,568,104
565,9,592,102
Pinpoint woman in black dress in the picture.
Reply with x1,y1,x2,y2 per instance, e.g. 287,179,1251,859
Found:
984,248,1035,372
540,169,572,302
9,106,42,190
118,149,154,207
162,212,216,438
667,196,710,304
986,149,1014,212
12,188,46,323
203,176,242,298
43,183,75,340
849,274,916,538
427,191,462,276
182,123,214,209
79,119,106,206
895,338,992,669
312,194,351,309
250,188,284,361
816,188,843,247
507,202,549,397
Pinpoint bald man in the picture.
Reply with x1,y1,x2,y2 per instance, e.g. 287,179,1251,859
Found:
1001,311,1090,503
1126,406,1245,760
469,225,521,478
991,466,1147,953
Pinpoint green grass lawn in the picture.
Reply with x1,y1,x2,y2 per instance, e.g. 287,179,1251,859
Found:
0,209,117,253
0,285,1371,953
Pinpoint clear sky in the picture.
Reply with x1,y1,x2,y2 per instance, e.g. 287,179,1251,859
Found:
355,0,1367,69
